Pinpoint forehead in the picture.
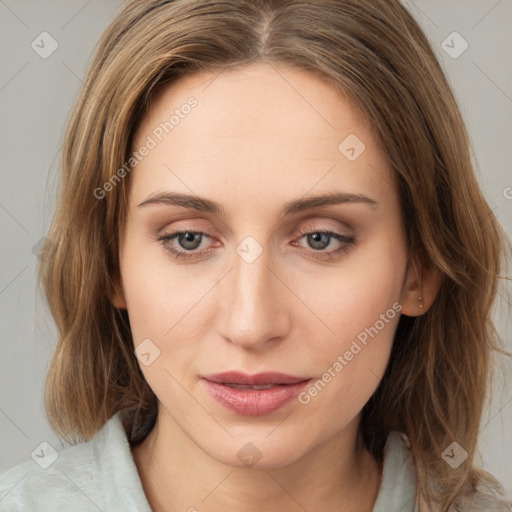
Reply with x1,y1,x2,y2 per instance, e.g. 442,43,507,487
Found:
137,62,372,150
128,63,395,212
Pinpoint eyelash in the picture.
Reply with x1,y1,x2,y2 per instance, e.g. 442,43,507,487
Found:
156,227,356,262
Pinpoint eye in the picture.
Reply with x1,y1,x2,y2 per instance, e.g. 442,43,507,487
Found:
293,228,356,260
155,226,356,261
156,230,215,260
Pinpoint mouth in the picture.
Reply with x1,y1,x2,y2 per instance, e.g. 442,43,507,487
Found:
202,371,310,386
201,372,312,416
220,383,282,390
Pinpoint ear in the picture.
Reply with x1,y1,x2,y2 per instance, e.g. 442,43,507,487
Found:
400,256,443,317
111,270,127,309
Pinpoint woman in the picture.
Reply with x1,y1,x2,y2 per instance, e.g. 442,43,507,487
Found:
1,0,510,511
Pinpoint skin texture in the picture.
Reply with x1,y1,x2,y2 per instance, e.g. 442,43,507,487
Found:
112,62,440,512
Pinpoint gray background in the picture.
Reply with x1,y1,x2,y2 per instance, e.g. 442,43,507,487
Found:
1,0,511,499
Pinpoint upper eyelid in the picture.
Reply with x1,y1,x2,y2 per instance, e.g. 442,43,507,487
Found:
158,215,354,236
159,226,353,247
161,224,352,238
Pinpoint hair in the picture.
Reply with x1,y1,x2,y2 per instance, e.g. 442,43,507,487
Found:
38,0,511,510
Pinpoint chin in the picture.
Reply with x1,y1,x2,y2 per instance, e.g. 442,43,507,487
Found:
198,432,315,470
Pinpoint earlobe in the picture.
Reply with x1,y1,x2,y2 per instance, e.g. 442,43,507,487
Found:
400,258,443,317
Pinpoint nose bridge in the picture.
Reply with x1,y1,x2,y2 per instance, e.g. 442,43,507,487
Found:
236,237,270,309
219,233,287,348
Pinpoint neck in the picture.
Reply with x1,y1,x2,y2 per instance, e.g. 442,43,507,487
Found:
131,408,382,512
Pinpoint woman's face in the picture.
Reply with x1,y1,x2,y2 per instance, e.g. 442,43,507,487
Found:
114,62,419,468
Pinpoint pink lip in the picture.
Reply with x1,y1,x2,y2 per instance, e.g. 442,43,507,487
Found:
201,372,312,416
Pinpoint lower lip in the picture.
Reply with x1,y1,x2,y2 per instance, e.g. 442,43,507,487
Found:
202,379,311,416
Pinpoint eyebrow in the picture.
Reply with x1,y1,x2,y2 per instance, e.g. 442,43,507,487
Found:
137,191,378,216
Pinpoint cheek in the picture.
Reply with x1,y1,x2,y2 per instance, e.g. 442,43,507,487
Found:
297,272,400,385
122,271,169,339
297,239,406,348
292,234,405,404
119,237,212,377
296,283,400,429
118,234,173,344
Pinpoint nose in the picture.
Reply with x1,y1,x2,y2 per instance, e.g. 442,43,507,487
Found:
216,237,290,351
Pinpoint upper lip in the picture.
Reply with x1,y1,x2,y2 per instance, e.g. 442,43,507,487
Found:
202,372,311,386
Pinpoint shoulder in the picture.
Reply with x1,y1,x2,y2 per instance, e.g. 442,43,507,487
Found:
0,412,151,512
375,432,511,512
0,440,96,511
446,472,512,512
388,432,512,512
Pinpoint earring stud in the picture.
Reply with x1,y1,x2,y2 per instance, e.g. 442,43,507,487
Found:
418,296,423,308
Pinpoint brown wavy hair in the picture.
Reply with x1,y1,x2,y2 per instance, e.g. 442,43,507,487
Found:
38,0,511,510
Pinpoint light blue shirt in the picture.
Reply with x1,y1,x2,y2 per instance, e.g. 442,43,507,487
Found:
0,412,508,511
